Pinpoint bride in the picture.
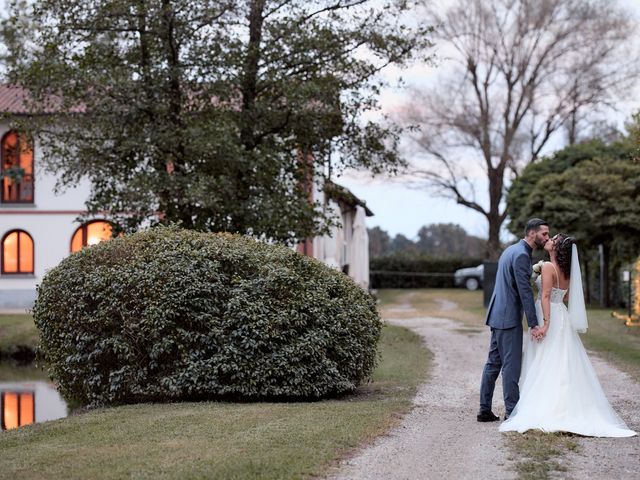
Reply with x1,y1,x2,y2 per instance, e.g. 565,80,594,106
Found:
499,233,636,437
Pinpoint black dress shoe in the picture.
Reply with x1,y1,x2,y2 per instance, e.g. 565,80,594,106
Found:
477,410,500,422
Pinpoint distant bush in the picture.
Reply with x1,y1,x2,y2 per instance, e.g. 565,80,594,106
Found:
33,226,381,407
370,254,484,288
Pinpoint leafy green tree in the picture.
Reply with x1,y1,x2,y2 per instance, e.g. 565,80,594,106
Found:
506,139,636,236
5,0,431,242
516,156,640,306
415,223,484,257
506,119,640,307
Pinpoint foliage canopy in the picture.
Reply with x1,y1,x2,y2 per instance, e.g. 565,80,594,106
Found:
4,0,431,242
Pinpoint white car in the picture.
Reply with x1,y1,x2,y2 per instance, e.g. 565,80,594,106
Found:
454,264,484,291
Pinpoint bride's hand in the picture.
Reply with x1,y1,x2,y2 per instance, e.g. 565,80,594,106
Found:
537,325,548,341
530,326,542,341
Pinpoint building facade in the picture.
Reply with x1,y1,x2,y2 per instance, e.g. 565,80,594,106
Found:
0,87,371,310
0,116,116,309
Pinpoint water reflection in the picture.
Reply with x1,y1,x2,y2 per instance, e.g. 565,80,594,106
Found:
0,381,68,430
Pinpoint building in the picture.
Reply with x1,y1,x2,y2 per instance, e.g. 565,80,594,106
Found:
307,181,372,290
0,86,372,310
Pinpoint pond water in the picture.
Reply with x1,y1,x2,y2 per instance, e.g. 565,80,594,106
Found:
0,365,68,430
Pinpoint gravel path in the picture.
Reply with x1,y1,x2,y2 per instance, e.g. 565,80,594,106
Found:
327,311,640,480
328,315,516,480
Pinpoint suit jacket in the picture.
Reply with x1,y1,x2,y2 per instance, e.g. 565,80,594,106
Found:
486,239,538,330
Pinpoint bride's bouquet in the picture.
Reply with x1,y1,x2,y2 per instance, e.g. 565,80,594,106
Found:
531,260,544,281
531,260,544,296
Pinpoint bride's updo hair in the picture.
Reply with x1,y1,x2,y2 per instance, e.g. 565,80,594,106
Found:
555,233,575,278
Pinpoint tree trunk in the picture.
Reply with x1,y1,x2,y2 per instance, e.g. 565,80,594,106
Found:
486,167,505,260
241,0,267,150
486,215,502,261
163,0,192,227
136,2,172,224
230,0,267,233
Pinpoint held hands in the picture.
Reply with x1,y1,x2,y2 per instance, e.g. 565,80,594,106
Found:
530,325,547,342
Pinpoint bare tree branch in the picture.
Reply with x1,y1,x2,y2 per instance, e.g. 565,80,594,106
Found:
400,0,640,258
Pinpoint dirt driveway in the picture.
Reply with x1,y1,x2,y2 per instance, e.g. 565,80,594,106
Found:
327,300,640,480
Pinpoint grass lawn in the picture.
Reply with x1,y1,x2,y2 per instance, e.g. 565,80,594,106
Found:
376,288,486,326
579,307,640,383
0,323,431,480
0,363,49,381
0,314,39,352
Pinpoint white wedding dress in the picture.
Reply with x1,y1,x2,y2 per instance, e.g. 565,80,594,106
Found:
499,270,636,437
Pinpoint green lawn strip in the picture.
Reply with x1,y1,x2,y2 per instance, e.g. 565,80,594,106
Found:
377,288,485,326
0,363,48,381
0,324,431,480
579,308,640,382
0,314,39,351
374,288,410,306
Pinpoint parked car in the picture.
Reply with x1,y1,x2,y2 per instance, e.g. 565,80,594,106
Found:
454,264,484,291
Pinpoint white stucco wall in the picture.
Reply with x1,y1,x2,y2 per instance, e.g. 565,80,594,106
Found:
0,124,92,309
312,192,369,289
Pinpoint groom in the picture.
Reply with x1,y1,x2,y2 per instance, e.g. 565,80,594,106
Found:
477,218,550,422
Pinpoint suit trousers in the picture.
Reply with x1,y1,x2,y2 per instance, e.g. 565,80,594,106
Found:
479,326,523,415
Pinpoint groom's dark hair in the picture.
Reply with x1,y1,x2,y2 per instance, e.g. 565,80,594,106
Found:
524,218,548,236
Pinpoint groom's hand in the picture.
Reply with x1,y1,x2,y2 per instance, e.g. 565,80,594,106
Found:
530,326,538,340
530,326,544,342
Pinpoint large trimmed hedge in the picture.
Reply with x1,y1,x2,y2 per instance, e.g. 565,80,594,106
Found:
370,254,483,288
33,227,381,407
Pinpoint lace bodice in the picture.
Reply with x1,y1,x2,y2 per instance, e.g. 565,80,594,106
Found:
535,272,567,304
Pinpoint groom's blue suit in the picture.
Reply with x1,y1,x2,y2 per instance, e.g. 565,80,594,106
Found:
480,239,538,416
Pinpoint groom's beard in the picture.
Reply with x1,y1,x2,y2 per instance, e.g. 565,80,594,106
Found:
534,238,547,249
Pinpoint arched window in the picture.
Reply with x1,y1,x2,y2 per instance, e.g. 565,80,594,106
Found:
1,230,34,274
1,131,34,203
70,221,113,253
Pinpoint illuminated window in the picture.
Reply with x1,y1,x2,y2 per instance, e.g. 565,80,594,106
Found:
70,221,113,253
1,130,34,203
1,391,35,430
1,230,34,274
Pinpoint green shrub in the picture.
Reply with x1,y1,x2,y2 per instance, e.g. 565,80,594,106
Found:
33,226,381,407
370,253,483,288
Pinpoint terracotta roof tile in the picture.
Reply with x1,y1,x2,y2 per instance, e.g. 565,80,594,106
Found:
0,84,84,114
0,85,32,114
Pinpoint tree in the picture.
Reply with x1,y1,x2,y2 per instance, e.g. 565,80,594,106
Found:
415,223,485,257
402,0,638,259
390,233,417,254
517,156,640,306
5,0,432,243
368,226,392,257
506,138,636,234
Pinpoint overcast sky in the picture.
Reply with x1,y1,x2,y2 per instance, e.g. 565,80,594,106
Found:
338,0,640,242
